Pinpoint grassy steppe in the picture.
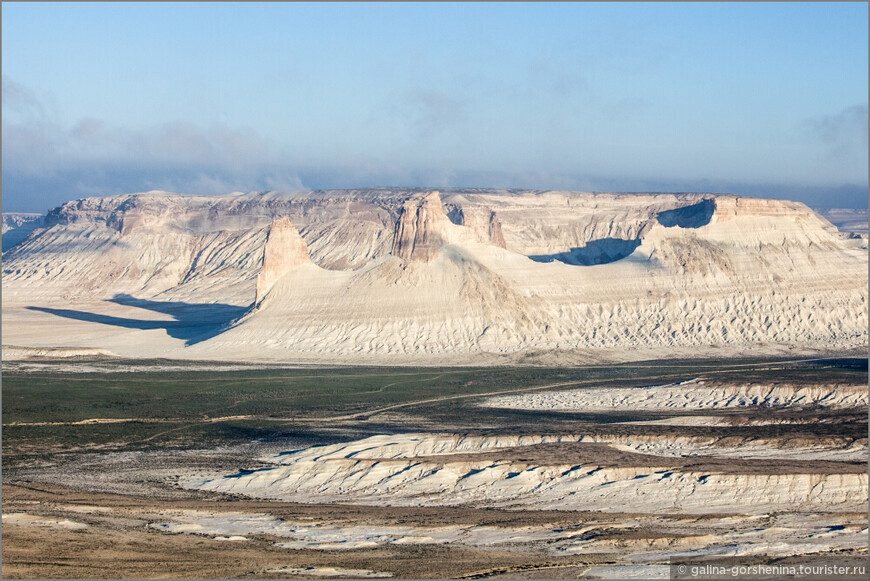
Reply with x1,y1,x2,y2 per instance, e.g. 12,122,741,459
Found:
3,356,866,463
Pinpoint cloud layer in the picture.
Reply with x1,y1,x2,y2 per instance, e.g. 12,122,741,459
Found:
2,76,867,213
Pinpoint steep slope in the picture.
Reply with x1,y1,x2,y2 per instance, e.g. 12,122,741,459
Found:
2,188,866,363
1,190,403,304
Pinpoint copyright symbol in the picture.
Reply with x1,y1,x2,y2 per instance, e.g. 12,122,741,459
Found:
678,565,687,574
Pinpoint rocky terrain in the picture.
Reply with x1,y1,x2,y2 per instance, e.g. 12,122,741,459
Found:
2,212,44,251
3,357,867,578
816,208,869,234
2,189,867,363
187,432,867,514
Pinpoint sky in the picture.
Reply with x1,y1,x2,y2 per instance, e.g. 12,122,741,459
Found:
2,2,868,212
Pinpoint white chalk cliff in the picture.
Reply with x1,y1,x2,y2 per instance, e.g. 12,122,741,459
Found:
2,188,866,363
255,217,310,304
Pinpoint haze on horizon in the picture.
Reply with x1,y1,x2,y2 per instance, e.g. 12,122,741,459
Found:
2,2,867,213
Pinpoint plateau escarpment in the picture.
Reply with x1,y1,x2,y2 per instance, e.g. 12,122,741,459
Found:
2,188,866,363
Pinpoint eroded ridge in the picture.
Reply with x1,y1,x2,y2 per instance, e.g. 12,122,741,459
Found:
185,432,867,514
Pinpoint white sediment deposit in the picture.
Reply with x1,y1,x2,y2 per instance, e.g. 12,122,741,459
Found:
1,513,89,530
264,568,393,578
483,379,869,411
0,345,116,360
2,189,867,363
184,433,868,514
143,506,867,565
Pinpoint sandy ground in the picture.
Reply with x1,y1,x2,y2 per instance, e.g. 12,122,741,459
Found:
1,302,201,360
4,425,866,578
0,483,701,579
4,481,866,580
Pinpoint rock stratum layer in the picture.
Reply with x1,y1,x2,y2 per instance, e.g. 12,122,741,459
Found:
2,188,866,363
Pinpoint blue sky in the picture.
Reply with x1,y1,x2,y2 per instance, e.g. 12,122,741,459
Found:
3,2,867,212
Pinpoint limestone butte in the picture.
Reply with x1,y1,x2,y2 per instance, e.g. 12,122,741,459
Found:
255,217,309,304
391,191,452,262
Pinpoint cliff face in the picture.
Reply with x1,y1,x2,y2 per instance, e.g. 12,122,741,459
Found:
445,205,507,249
391,192,453,262
488,211,507,249
3,188,867,363
255,218,309,304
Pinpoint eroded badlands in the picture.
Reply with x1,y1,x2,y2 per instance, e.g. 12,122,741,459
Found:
3,189,867,364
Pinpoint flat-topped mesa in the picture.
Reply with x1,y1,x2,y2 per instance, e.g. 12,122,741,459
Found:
710,196,817,223
255,217,309,303
391,192,453,262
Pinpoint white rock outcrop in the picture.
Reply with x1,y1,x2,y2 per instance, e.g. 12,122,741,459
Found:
391,191,454,262
2,189,866,363
186,433,868,514
255,217,309,304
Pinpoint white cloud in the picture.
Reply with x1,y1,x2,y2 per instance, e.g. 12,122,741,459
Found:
1,78,304,200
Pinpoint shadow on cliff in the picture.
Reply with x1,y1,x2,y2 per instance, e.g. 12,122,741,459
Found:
27,293,249,345
656,199,715,228
529,238,642,266
528,200,715,267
